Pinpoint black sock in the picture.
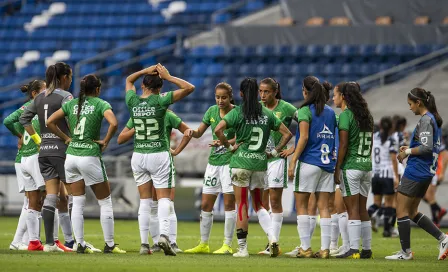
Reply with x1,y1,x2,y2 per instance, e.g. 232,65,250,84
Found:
430,203,441,223
390,208,397,230
42,205,56,245
397,216,411,253
378,206,384,217
413,212,445,241
384,207,394,232
236,228,248,239
368,204,379,217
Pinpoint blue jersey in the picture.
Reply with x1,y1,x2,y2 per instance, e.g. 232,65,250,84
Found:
297,105,337,173
403,112,441,182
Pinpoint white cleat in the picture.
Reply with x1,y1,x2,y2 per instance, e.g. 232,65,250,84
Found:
385,250,413,260
233,247,249,258
438,234,448,260
285,246,300,257
257,243,270,255
43,243,64,252
329,247,339,256
73,241,102,253
331,246,349,257
9,242,28,251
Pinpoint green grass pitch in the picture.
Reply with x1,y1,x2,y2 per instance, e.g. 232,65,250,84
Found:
0,217,446,272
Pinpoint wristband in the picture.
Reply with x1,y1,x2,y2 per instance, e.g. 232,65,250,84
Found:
30,133,41,145
405,148,412,155
228,145,234,152
271,149,279,158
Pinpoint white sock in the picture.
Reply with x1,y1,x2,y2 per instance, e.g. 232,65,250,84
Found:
330,213,340,249
297,215,311,250
309,215,318,238
12,197,28,244
338,212,349,249
320,218,331,250
149,200,159,244
98,196,114,247
138,198,151,245
257,209,276,242
53,209,59,241
361,221,372,250
200,211,213,244
158,198,171,238
72,195,86,247
59,212,73,243
26,209,40,242
224,210,236,246
22,230,29,245
348,220,361,250
271,212,283,242
169,201,177,244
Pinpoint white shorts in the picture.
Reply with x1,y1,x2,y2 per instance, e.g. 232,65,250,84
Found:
65,154,108,186
14,163,25,193
131,151,175,189
264,159,287,189
231,168,265,190
203,164,233,195
20,154,45,192
431,175,438,186
340,169,372,197
293,162,334,193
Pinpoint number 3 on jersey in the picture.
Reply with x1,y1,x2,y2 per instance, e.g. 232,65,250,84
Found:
135,118,159,140
249,127,263,150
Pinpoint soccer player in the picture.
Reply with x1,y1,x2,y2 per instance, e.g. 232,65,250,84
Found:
117,110,192,254
184,82,237,255
214,77,292,258
257,78,296,255
46,74,125,254
4,80,46,251
333,82,374,259
287,79,337,259
386,88,448,261
125,63,195,256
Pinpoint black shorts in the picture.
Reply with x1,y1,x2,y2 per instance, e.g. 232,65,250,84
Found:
397,176,431,198
38,156,66,182
371,176,395,195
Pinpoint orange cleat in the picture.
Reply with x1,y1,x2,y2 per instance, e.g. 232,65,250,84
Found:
28,240,44,251
55,240,73,252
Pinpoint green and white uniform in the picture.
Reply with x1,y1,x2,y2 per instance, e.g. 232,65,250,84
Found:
223,107,282,190
338,108,372,197
201,105,236,195
61,96,112,186
126,91,174,189
262,100,296,189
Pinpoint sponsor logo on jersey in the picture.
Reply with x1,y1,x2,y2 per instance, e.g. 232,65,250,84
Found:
273,178,280,183
317,124,334,139
238,151,266,160
245,115,268,125
73,101,95,115
132,106,156,117
136,142,162,149
40,145,59,150
69,142,94,149
421,137,428,145
42,133,59,139
275,112,282,119
139,102,147,106
210,117,216,123
161,92,168,97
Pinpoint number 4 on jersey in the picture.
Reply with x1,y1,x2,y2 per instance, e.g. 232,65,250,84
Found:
74,117,86,140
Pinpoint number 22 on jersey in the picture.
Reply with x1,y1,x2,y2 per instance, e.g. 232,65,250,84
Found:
134,118,159,140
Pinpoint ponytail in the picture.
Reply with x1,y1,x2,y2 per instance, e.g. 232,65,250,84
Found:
408,88,443,127
241,78,262,121
77,79,86,125
300,82,326,115
45,62,72,95
322,81,333,102
379,116,393,144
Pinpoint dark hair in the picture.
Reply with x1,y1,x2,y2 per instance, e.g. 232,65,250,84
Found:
392,115,407,132
303,76,319,93
45,62,71,94
379,116,393,144
260,78,281,99
322,81,333,102
20,80,45,100
142,74,163,91
215,82,234,104
408,87,443,127
300,82,327,115
339,82,374,132
240,77,262,121
77,74,101,125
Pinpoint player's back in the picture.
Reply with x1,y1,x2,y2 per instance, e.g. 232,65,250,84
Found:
372,132,396,178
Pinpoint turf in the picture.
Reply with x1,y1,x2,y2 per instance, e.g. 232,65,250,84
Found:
0,217,446,272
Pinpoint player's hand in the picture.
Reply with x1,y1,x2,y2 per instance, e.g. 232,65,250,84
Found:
280,147,294,158
144,65,157,74
64,138,72,145
94,139,108,152
394,175,400,190
184,129,193,138
170,148,178,156
230,142,241,153
209,140,221,147
399,146,409,153
156,64,170,79
397,151,408,163
334,169,341,185
288,162,296,181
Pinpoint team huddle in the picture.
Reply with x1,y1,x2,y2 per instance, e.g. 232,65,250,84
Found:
3,62,448,260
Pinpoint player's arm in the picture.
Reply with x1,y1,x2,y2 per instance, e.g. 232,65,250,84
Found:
117,127,135,145
288,121,308,179
438,149,448,182
215,120,231,149
46,109,71,144
274,123,292,154
95,109,118,152
125,65,157,92
171,122,193,156
3,108,23,138
19,100,40,144
335,130,348,184
157,64,195,103
188,122,209,138
398,116,433,162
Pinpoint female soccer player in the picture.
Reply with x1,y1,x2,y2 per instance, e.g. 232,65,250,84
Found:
125,63,195,256
46,74,125,254
258,78,296,255
215,77,292,258
333,82,374,259
117,110,192,254
184,82,237,255
385,88,448,261
4,80,46,251
287,78,337,259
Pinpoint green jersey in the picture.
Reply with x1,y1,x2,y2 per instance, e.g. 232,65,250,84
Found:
224,107,282,171
126,110,182,146
62,96,112,157
338,108,372,171
262,100,296,162
125,91,173,154
202,105,236,166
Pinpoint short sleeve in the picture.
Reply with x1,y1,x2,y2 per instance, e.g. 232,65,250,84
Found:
125,91,140,107
126,118,134,129
223,108,238,128
61,93,73,106
61,101,70,116
270,111,282,131
167,111,182,129
338,111,350,131
159,91,173,107
297,107,312,123
202,107,212,125
389,136,398,153
287,103,297,118
100,100,112,115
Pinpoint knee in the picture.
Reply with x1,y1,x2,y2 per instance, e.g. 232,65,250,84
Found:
270,199,282,211
201,201,214,212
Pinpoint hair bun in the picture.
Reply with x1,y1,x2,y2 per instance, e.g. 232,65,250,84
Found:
20,85,29,93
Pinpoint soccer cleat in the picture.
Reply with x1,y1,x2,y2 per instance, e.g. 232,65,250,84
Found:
213,244,233,254
438,234,448,260
329,247,339,256
296,247,313,258
27,240,44,251
438,209,447,225
55,240,73,252
233,246,249,258
43,243,64,252
258,243,270,255
184,242,210,254
314,249,330,259
64,240,75,249
151,244,162,252
371,214,378,233
158,234,176,256
104,243,126,254
383,230,392,238
86,242,102,253
76,243,94,254
139,244,153,255
171,243,182,253
336,248,360,259
331,246,349,257
270,242,280,257
385,250,413,260
10,242,28,251
360,249,374,259
285,246,300,257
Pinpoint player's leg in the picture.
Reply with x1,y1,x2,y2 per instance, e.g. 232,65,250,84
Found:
359,172,373,259
333,186,349,256
149,183,160,251
308,193,318,239
231,168,251,258
169,188,180,252
314,170,333,259
368,177,382,233
10,163,28,250
328,191,340,253
262,189,270,213
137,181,152,254
56,183,74,251
269,160,286,248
